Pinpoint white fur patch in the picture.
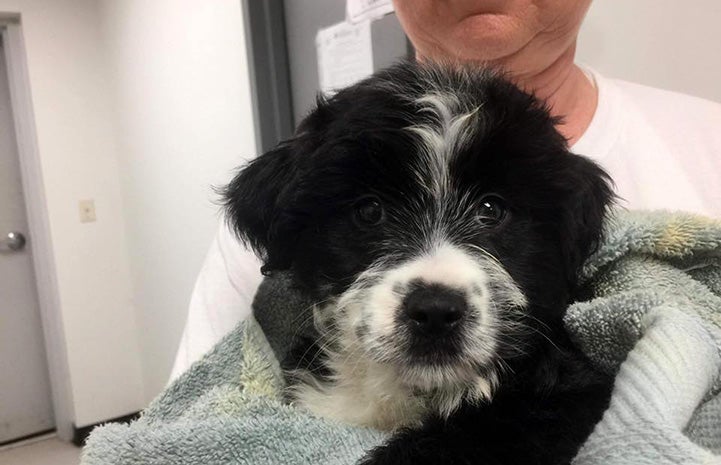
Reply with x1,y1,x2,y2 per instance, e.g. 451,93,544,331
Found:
407,92,481,197
291,243,527,430
289,350,427,430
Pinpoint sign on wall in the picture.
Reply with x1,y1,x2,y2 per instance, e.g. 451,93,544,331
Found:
316,20,374,94
346,0,394,23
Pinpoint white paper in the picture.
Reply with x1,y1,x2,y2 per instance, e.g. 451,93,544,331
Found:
316,21,374,94
346,0,394,23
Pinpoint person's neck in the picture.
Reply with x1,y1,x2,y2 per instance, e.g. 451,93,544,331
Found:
510,45,597,146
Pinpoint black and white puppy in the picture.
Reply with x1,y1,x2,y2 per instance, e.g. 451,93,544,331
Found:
223,61,615,465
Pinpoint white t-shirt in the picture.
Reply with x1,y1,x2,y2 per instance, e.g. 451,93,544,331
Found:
574,71,721,216
169,70,721,380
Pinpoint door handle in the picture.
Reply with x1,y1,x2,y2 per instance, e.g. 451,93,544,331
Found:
1,231,27,252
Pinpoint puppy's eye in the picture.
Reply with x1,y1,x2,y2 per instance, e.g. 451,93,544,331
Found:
477,195,507,226
353,196,385,226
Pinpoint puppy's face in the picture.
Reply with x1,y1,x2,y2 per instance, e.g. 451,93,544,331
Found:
224,63,612,398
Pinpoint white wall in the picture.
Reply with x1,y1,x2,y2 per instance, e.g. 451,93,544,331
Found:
97,0,257,403
0,0,144,430
0,0,256,435
578,0,721,103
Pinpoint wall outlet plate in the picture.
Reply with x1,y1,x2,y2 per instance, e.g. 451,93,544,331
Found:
79,199,96,223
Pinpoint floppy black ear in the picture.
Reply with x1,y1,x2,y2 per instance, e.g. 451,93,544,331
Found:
560,155,615,285
221,143,299,274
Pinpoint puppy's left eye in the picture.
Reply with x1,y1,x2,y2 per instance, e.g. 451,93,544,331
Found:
477,195,507,226
353,196,385,226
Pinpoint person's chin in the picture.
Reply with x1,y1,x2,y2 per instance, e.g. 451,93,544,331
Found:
444,16,534,63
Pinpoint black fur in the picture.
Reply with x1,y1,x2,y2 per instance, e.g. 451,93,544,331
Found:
223,61,615,465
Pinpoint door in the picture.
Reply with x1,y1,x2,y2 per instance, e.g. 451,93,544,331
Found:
283,0,411,125
0,36,55,444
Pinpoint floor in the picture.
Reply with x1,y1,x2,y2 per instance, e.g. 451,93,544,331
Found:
0,435,81,465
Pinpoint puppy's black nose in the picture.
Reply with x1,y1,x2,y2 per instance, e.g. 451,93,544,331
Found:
402,284,467,335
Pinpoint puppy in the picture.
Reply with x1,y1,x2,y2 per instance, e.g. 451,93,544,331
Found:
223,61,615,465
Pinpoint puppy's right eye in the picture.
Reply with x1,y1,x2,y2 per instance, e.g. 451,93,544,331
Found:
353,196,385,226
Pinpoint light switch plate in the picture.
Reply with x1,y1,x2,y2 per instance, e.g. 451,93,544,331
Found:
79,199,96,223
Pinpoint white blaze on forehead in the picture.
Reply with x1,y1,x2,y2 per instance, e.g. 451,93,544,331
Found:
407,92,481,196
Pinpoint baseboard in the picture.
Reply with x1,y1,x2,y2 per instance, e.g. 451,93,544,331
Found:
0,429,56,449
72,412,140,447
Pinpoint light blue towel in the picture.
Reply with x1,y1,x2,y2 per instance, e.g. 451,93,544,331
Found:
82,210,721,465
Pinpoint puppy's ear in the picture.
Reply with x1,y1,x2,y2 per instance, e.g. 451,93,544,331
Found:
560,155,614,285
222,143,299,275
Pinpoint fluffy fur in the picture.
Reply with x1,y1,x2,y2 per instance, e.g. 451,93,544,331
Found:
223,61,615,465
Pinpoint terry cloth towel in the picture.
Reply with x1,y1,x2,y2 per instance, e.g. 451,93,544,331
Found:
81,210,721,465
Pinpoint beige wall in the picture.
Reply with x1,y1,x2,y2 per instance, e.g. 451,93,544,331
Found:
98,0,257,403
0,0,144,430
578,0,721,102
0,0,256,434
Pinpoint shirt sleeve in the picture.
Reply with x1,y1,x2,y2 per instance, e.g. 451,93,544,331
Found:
169,219,263,381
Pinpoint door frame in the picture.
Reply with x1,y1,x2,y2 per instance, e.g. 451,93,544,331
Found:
241,0,294,153
0,19,74,441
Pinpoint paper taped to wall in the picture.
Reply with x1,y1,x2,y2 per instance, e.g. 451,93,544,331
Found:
316,21,374,95
346,0,394,23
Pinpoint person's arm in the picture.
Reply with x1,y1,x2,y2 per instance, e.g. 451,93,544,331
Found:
169,219,263,381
